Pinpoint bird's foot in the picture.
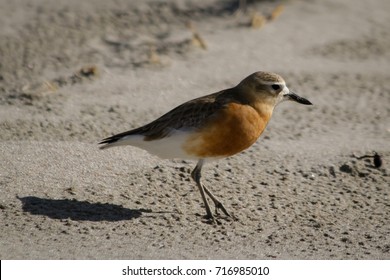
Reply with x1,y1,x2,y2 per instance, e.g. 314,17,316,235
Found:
214,202,231,218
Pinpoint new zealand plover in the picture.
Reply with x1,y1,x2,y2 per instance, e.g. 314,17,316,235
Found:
99,71,312,221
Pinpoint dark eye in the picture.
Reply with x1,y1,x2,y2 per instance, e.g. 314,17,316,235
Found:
271,84,280,90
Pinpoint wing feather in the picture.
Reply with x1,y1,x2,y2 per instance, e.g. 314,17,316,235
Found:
99,89,231,146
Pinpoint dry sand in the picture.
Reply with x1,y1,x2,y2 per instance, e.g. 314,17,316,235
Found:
0,0,389,259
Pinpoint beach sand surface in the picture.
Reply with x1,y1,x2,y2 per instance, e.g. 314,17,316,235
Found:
0,0,389,259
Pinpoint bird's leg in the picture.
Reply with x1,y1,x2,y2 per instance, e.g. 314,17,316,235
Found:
191,160,230,219
191,160,214,221
203,185,231,217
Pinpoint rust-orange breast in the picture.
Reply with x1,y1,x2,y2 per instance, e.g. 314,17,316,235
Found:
183,103,271,158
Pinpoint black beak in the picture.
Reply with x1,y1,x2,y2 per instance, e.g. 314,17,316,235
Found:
285,92,312,105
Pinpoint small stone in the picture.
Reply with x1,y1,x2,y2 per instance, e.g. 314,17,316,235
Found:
339,164,353,173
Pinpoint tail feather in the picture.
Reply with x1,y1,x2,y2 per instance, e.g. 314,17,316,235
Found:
99,136,121,149
99,129,141,149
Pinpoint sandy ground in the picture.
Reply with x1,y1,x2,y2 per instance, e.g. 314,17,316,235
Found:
0,0,389,259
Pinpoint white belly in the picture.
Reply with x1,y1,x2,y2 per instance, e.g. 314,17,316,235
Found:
105,129,201,160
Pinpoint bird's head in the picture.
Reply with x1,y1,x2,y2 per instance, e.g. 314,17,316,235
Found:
237,71,312,109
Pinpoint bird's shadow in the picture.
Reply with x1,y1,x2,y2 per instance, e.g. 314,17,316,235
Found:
17,196,151,221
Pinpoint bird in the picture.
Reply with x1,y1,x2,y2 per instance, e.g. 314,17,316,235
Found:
99,71,312,222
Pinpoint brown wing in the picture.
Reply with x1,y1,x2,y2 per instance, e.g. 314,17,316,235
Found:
99,89,232,145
